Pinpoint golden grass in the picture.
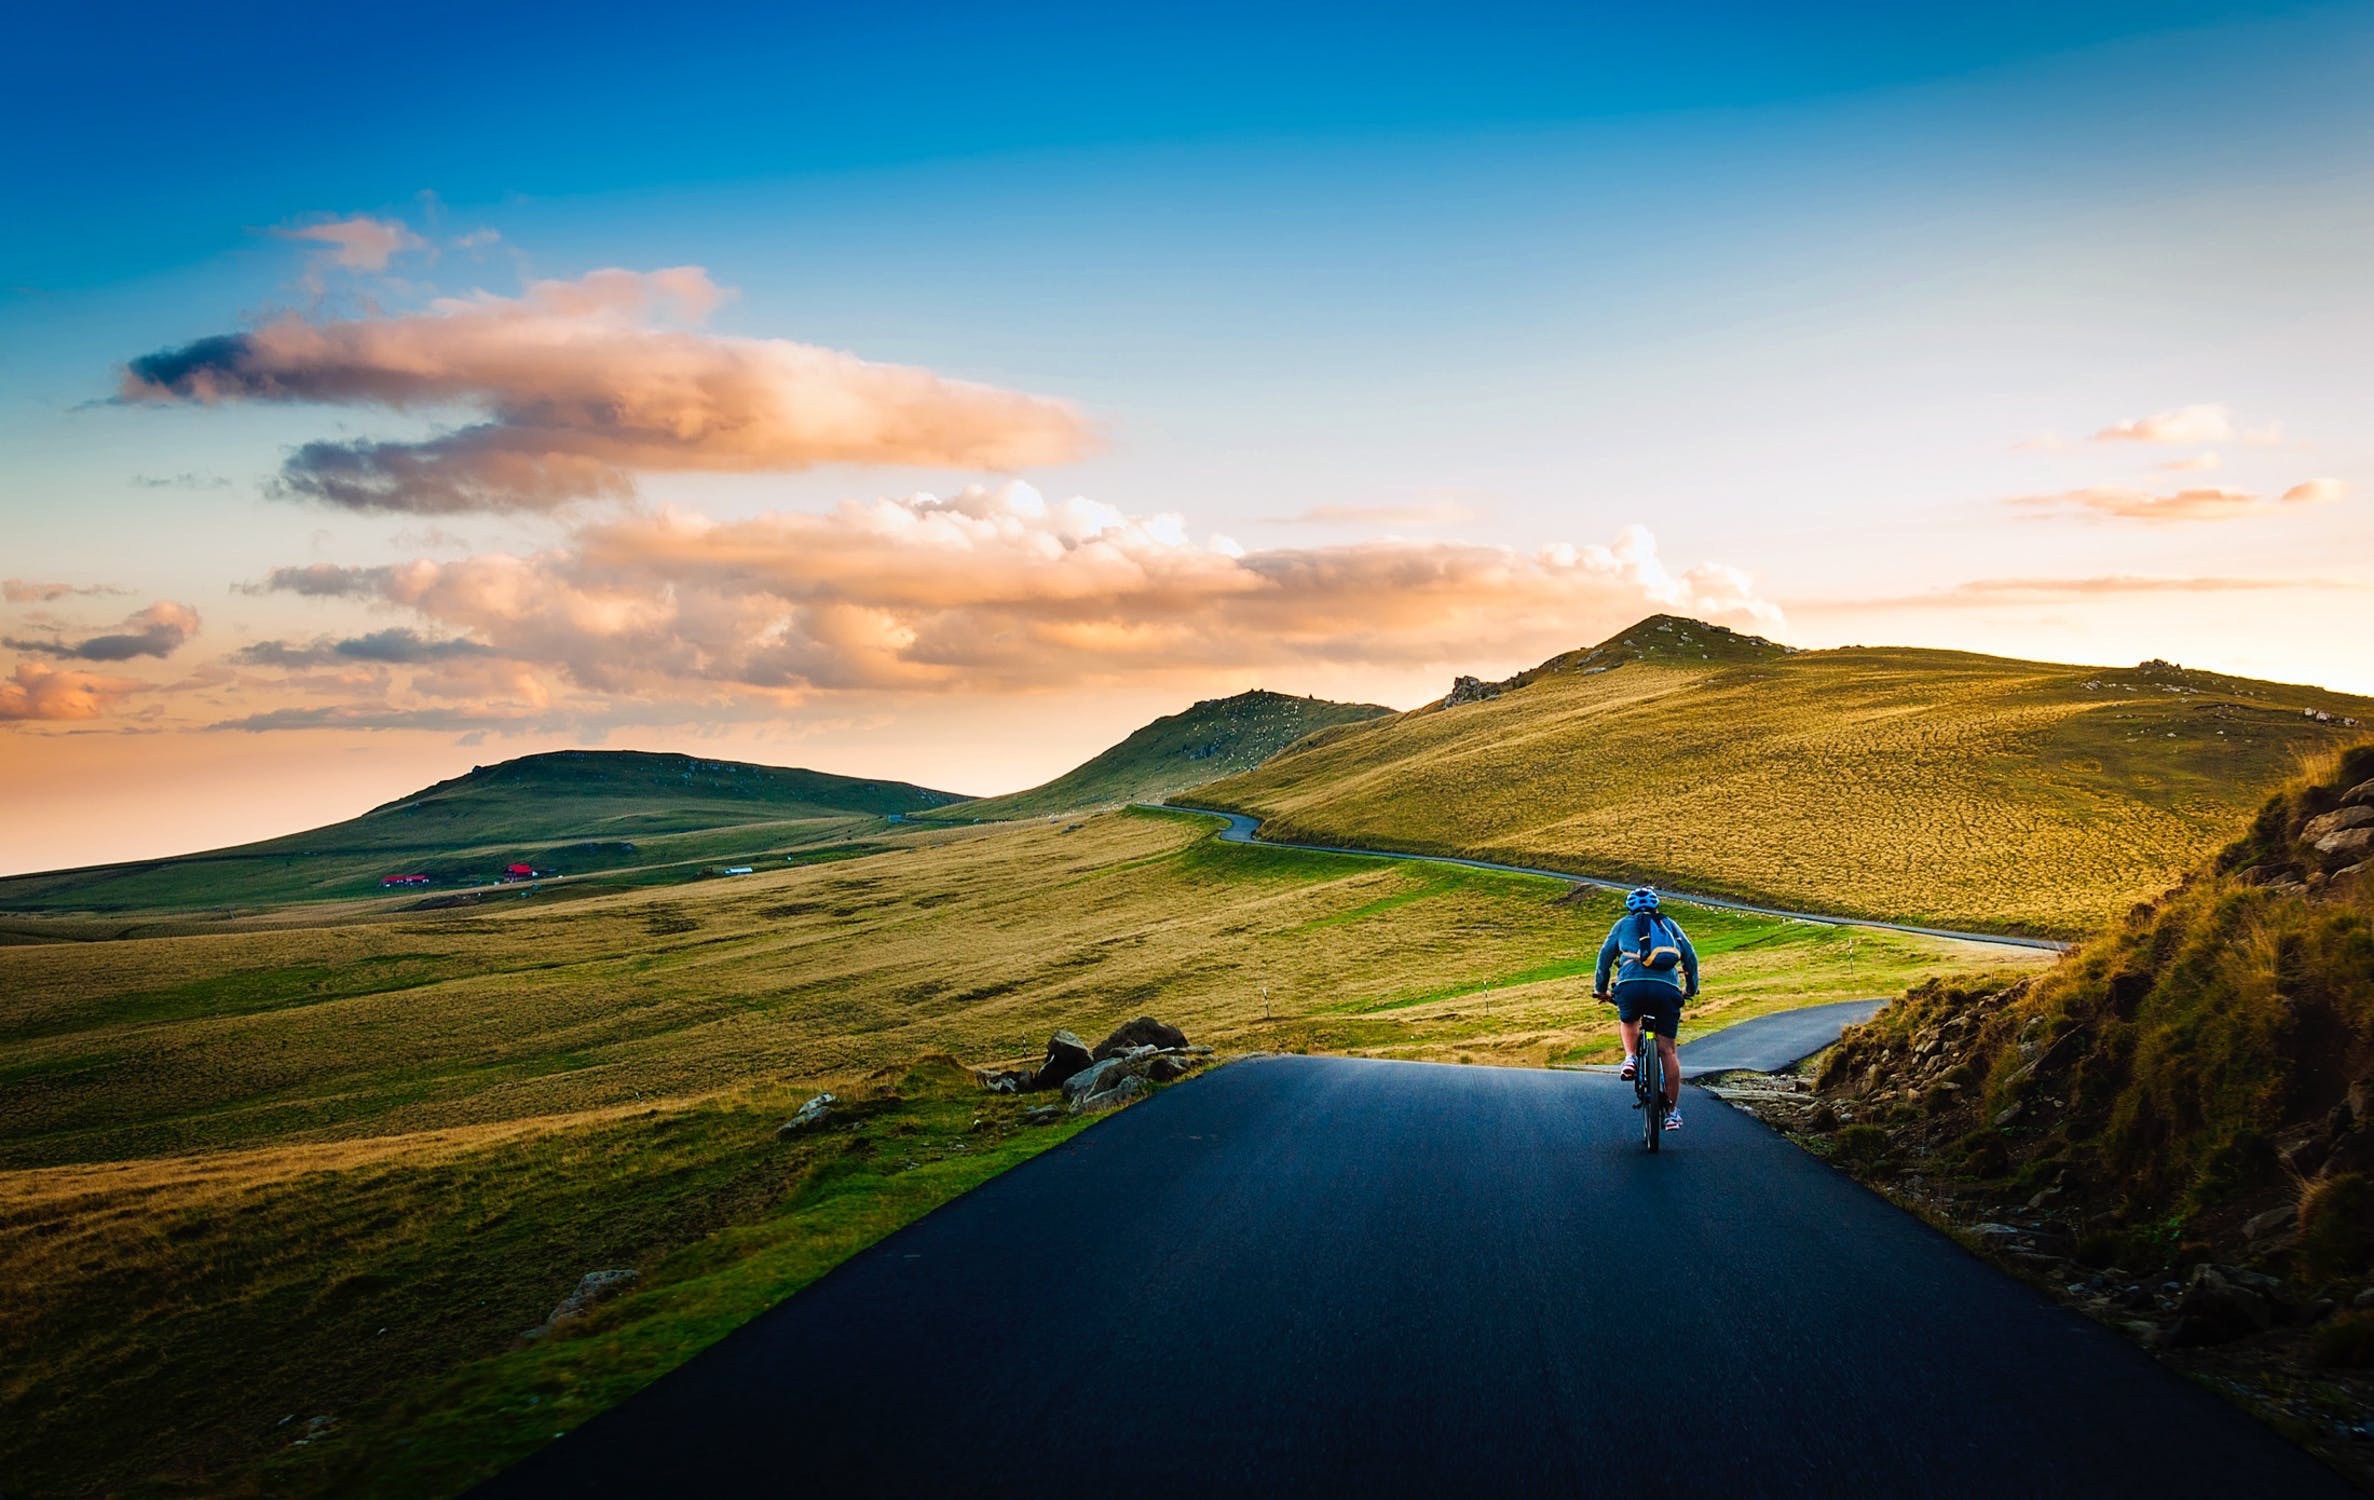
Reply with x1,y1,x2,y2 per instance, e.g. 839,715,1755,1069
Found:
1189,644,2374,936
0,805,2049,1495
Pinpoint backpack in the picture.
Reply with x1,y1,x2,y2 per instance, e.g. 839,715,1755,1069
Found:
1630,912,1683,973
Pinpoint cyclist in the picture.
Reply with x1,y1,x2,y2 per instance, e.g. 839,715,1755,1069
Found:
1593,887,1699,1132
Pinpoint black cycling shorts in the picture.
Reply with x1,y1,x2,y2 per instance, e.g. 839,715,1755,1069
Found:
1612,981,1682,1039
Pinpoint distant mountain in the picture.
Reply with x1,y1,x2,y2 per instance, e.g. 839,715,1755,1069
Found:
1183,615,2374,936
0,750,969,914
934,689,1393,823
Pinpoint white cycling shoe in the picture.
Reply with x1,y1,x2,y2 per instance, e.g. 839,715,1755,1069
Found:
1619,1055,1639,1081
1663,1107,1683,1131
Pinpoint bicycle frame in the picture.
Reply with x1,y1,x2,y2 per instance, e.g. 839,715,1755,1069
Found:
1636,1030,1666,1153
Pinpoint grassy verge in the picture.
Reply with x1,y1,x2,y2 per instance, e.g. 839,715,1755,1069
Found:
0,806,2045,1494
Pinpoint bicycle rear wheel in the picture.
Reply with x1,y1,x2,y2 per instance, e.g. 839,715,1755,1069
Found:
1641,1045,1663,1153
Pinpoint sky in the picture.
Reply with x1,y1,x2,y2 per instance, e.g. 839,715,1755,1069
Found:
4,0,2371,875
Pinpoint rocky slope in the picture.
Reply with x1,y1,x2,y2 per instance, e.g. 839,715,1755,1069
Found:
1725,741,2374,1478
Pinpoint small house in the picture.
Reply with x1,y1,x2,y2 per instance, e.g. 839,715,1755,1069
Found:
380,873,430,888
504,863,537,880
722,866,754,876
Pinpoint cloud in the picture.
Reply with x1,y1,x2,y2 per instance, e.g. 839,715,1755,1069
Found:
2281,478,2348,505
2009,479,2344,523
0,661,145,721
3,579,129,603
2091,403,2282,447
253,484,1780,703
272,214,427,272
1802,574,2356,611
5,601,199,661
207,705,517,734
2156,451,2221,473
1268,501,1476,528
233,629,493,668
121,268,1095,513
235,563,394,597
129,472,233,489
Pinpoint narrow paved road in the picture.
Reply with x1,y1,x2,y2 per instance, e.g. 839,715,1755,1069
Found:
1157,805,2071,952
479,1058,2344,1498
1675,998,1889,1076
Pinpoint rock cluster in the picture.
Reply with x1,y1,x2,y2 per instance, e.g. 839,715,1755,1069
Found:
523,1268,639,1342
1442,674,1503,708
775,1091,837,1137
977,1016,1211,1113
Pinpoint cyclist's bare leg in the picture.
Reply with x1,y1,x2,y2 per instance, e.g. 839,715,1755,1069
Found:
1618,1016,1642,1062
1657,1034,1681,1105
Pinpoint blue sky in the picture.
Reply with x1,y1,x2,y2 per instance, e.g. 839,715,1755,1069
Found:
3,1,2370,871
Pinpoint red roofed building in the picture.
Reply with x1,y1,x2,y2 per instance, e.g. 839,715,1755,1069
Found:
505,863,537,879
381,873,430,887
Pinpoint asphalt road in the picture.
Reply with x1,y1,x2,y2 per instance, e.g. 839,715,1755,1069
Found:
1674,998,1890,1076
1159,805,2071,952
477,1057,2345,1498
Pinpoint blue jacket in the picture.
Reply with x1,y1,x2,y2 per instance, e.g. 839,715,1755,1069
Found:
1596,912,1699,998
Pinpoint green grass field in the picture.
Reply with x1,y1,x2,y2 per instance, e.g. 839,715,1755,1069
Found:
0,806,2039,1495
0,749,966,914
1186,616,2374,936
925,687,1388,822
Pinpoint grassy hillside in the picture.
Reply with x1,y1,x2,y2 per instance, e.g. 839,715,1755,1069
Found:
0,808,2032,1496
929,688,1390,822
0,750,969,914
1186,615,2374,936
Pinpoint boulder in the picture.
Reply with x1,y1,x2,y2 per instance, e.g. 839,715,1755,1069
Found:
1442,674,1502,707
2315,827,2374,867
1075,1074,1149,1114
2167,1265,2278,1347
1061,1057,1129,1107
2306,805,2374,839
776,1092,836,1137
2244,1204,2301,1250
2341,778,2374,809
1023,1104,1062,1126
1032,1031,1096,1090
1148,1053,1193,1082
525,1268,638,1340
1092,1017,1188,1059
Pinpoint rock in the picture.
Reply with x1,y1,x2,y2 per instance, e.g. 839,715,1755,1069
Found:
776,1092,836,1137
1074,1074,1148,1114
979,1071,1020,1095
2167,1265,2279,1347
1972,1222,2023,1240
1061,1057,1129,1106
2303,806,2374,842
1442,674,1502,707
1092,1016,1188,1059
1032,1031,1096,1090
1023,1104,1062,1126
1147,1053,1193,1082
2352,1287,2374,1310
2342,778,2374,809
2314,827,2374,867
2244,1204,2300,1247
525,1268,639,1340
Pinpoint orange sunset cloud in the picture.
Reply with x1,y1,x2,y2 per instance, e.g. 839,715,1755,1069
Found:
119,268,1095,513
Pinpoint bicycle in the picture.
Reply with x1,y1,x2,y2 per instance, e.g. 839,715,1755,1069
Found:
1601,995,1669,1152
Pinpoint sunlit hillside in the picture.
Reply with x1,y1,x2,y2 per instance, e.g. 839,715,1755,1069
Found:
1185,616,2374,936
0,750,967,915
927,688,1390,822
0,806,2034,1496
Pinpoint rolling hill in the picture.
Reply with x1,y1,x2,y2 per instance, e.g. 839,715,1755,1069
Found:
1181,615,2374,936
927,688,1391,822
0,750,970,915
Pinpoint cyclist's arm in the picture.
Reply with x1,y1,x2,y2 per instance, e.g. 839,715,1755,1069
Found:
1677,924,1700,999
1593,928,1617,996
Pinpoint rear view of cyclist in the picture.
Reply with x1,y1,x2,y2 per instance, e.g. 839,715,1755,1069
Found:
1593,887,1699,1131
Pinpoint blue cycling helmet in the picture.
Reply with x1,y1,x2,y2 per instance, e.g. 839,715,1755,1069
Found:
1625,886,1660,913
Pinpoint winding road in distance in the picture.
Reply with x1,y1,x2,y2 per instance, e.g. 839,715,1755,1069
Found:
1159,804,2072,952
478,1055,2347,1497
